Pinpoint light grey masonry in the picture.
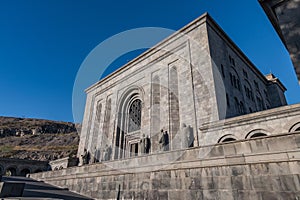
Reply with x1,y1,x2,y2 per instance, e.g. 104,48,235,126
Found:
78,13,287,160
31,12,300,200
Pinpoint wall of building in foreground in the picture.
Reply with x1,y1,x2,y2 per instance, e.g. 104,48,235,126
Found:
31,130,300,200
259,0,300,83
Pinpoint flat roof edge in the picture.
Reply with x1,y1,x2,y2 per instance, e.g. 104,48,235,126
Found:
85,12,211,93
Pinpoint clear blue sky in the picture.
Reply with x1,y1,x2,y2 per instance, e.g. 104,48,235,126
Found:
0,0,299,123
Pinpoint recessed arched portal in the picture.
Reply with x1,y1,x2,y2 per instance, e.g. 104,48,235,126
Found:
114,86,144,159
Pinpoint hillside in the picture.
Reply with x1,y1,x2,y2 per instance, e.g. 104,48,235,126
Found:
0,116,77,137
0,116,80,161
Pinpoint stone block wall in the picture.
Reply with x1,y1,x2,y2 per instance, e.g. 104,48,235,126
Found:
32,132,300,200
207,17,287,119
78,14,216,160
0,158,48,176
78,13,289,163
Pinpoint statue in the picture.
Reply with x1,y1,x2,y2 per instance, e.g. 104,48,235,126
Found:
94,148,100,163
89,151,95,164
187,125,194,147
139,134,151,155
103,145,112,161
79,148,89,166
89,147,99,163
181,123,194,148
139,134,146,154
145,135,151,154
159,129,169,151
181,123,189,148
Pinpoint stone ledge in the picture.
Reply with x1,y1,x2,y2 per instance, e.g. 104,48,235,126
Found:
31,133,300,182
200,103,300,131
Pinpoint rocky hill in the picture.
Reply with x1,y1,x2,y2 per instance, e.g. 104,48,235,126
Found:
0,116,80,161
0,116,77,137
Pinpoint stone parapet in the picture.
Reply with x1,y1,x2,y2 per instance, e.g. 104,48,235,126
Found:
49,157,78,171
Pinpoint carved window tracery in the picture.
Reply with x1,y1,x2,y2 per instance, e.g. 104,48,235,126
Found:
128,99,141,133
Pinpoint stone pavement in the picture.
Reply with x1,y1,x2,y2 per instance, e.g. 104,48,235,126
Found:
1,176,93,200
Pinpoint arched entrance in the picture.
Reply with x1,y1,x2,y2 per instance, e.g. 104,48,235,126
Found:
114,87,144,159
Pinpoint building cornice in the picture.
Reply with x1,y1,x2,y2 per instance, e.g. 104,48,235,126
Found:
85,12,210,93
200,103,300,131
85,12,285,93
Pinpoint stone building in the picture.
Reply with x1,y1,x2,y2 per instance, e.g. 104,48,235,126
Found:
78,12,287,162
259,0,300,83
31,13,300,200
0,158,48,177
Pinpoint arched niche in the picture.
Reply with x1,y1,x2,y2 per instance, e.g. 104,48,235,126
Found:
289,122,300,132
218,134,238,143
245,129,268,139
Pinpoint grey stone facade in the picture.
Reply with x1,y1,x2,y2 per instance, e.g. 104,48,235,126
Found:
78,13,287,161
30,13,300,200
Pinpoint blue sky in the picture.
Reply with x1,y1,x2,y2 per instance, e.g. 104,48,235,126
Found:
0,0,299,123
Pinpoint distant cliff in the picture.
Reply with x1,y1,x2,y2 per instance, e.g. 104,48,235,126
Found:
0,116,77,137
0,116,80,161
